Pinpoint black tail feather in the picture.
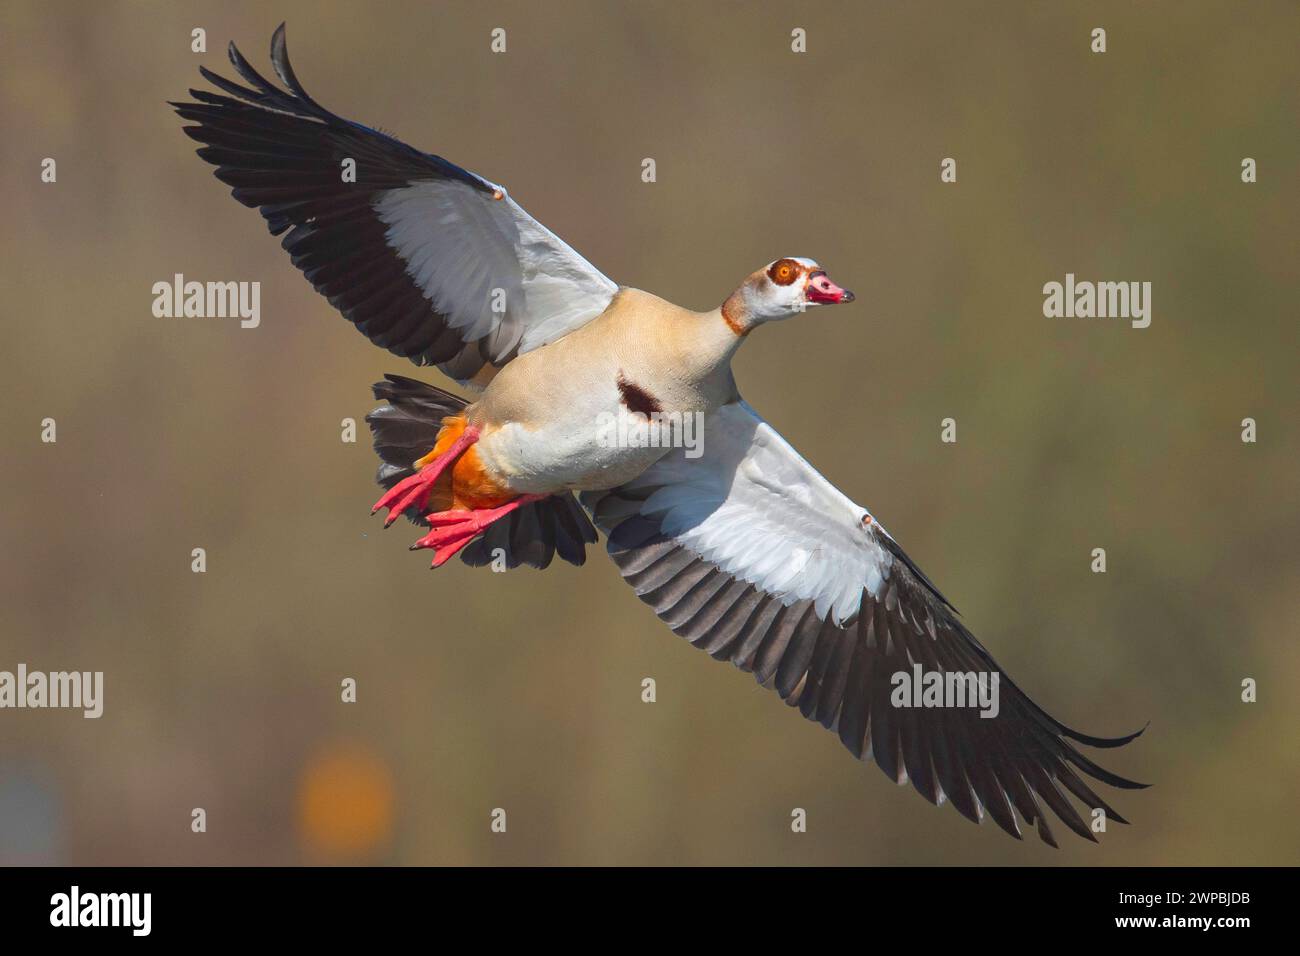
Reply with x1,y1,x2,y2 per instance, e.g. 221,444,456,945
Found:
365,374,596,569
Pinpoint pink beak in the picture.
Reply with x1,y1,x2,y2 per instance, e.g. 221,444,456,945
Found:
806,271,855,305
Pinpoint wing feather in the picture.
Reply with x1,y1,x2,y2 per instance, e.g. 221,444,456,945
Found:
173,24,616,388
584,402,1147,845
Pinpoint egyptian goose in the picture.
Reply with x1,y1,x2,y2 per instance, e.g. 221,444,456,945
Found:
174,25,1145,846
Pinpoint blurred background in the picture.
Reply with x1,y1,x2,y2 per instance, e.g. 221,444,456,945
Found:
0,0,1296,865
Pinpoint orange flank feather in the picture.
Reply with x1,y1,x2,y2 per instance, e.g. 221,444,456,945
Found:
415,415,515,511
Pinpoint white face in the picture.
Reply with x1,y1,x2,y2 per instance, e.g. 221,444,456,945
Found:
745,257,855,322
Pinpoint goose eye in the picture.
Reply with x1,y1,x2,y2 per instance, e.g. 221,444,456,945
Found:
767,259,800,286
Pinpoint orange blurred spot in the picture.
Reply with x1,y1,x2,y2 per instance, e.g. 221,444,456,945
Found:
297,743,394,860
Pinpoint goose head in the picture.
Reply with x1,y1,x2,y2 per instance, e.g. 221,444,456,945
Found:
721,257,855,333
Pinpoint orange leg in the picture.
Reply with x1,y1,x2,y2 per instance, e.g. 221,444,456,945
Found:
411,494,547,568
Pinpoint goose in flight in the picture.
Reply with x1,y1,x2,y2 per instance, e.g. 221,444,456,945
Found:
173,25,1146,846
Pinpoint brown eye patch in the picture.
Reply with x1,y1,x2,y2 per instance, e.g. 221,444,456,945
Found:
766,258,802,286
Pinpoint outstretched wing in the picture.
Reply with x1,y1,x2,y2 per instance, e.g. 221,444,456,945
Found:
582,401,1146,846
172,24,618,388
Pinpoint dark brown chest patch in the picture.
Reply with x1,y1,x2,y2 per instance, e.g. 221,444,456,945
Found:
617,372,662,417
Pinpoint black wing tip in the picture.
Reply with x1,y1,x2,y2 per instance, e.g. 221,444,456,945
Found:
271,23,289,65
1062,719,1149,751
228,21,285,65
877,714,1146,843
270,23,294,84
961,803,1107,847
1038,820,1059,849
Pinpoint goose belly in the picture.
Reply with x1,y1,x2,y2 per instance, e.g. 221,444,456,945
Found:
465,290,728,494
476,404,682,493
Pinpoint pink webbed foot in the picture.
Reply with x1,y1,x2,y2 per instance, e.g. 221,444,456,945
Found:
411,494,546,568
372,426,480,527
